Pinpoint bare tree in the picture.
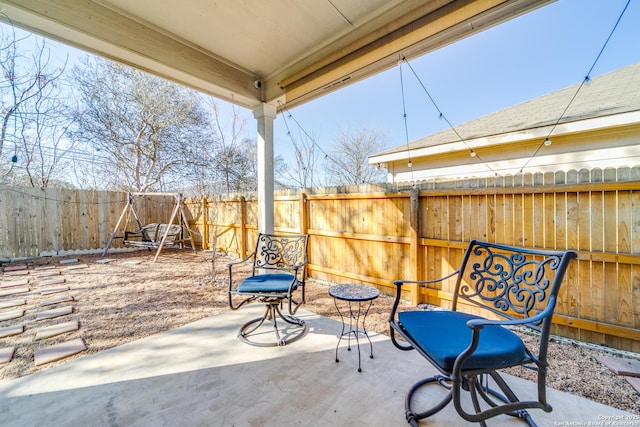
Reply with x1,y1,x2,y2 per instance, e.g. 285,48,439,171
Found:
0,24,72,187
70,56,214,192
204,99,255,193
324,127,387,186
278,124,321,189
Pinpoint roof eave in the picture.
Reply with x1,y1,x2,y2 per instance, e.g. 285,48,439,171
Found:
369,110,640,164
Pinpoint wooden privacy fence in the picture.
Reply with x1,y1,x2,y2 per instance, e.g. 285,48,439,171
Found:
0,187,178,258
1,168,639,352
189,170,640,353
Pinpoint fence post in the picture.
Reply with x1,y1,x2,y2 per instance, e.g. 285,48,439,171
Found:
239,196,247,258
410,188,421,305
299,192,309,278
299,192,308,235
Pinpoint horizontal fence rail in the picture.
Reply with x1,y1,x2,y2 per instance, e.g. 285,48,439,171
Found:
1,167,639,352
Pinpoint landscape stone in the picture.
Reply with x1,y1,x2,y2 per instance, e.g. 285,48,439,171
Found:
595,355,640,377
0,346,15,363
626,376,640,393
38,277,66,287
33,265,56,271
0,286,29,297
35,270,61,278
59,258,79,265
41,294,74,306
35,305,73,321
0,309,24,321
2,270,29,276
33,338,86,366
2,265,27,272
0,324,24,338
40,286,70,296
0,299,26,309
0,278,29,288
35,320,79,340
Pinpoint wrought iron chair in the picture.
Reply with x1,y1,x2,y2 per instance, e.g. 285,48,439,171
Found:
227,233,309,347
389,240,577,426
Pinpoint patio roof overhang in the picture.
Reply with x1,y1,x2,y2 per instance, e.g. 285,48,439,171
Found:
0,0,553,112
0,0,555,234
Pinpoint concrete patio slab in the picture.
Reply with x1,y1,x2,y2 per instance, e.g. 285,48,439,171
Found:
0,307,633,427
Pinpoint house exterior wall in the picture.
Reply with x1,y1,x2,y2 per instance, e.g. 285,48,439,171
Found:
383,123,640,183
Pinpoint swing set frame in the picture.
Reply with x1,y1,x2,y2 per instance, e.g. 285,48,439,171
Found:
102,192,196,262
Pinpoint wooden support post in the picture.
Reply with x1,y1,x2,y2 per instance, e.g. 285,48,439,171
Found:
101,192,131,257
152,200,181,263
177,194,196,252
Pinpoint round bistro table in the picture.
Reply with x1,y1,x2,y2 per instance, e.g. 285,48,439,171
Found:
328,283,380,372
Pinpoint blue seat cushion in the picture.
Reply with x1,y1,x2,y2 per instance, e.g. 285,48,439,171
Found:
236,273,297,293
397,311,528,372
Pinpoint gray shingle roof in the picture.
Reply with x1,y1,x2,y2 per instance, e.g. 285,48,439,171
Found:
377,61,640,156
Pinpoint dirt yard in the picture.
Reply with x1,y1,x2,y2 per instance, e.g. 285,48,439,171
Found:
0,248,638,415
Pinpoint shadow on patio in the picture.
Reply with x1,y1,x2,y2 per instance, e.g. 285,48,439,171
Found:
0,306,633,426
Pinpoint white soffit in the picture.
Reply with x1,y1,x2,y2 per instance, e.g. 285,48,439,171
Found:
0,0,554,110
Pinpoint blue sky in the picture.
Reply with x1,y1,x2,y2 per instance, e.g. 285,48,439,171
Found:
272,0,640,162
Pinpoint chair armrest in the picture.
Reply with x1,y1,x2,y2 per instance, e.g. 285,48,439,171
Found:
392,269,461,288
225,252,255,269
451,310,552,376
293,261,307,269
226,252,257,292
389,271,462,352
465,307,551,330
390,269,461,319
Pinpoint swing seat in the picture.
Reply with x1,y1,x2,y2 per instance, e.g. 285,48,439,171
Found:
123,223,182,248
